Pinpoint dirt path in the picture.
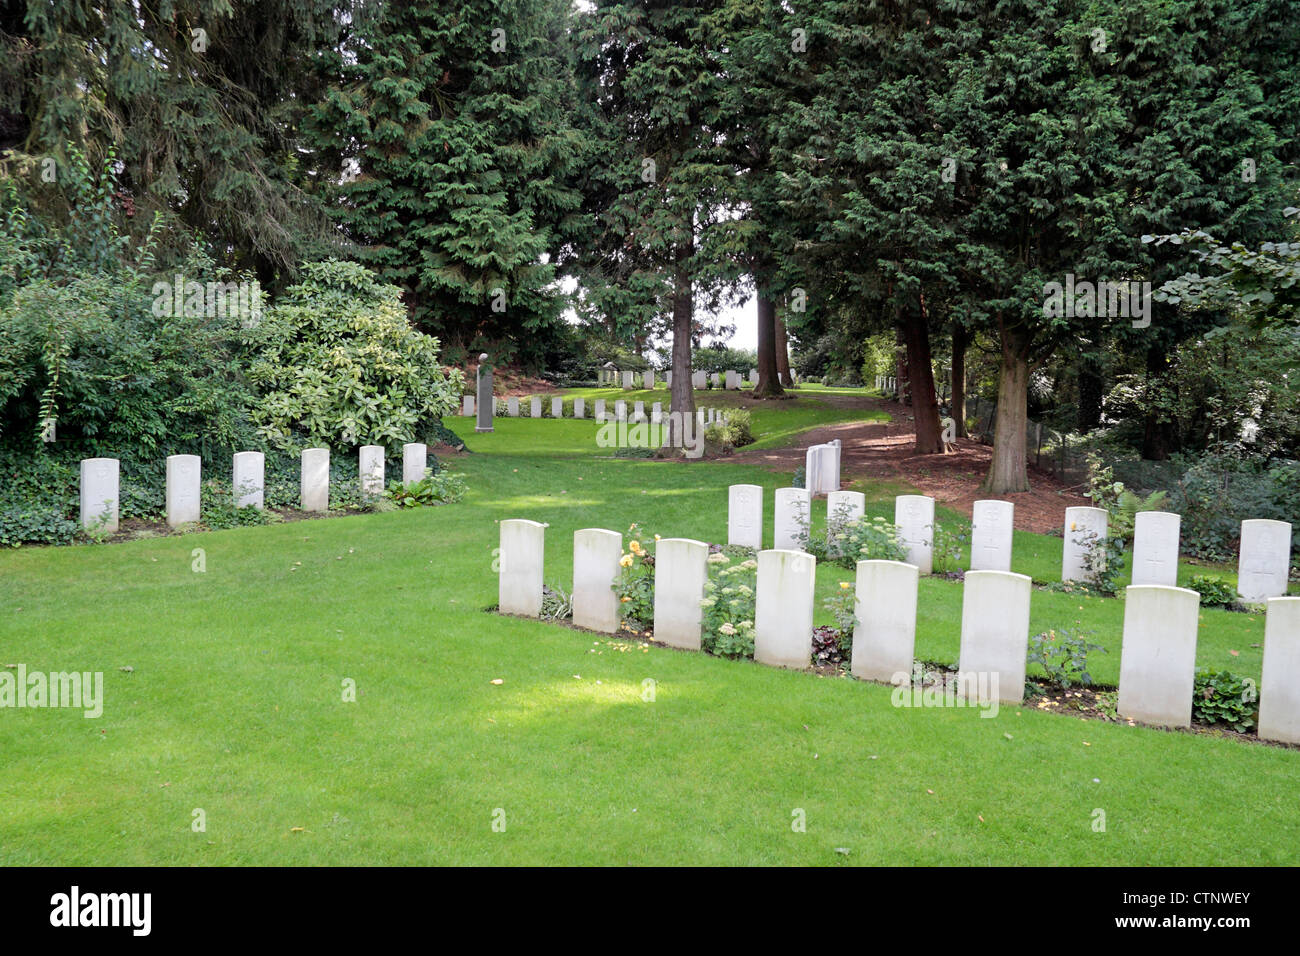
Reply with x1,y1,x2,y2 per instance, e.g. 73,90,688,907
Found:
731,395,1090,534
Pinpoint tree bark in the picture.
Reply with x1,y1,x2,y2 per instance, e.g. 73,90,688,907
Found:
1077,351,1103,433
1141,343,1175,460
902,303,944,454
951,324,968,438
667,239,696,452
980,320,1031,493
774,313,793,387
752,292,785,398
893,326,908,404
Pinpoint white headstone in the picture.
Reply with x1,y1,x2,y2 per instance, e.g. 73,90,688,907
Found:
551,397,564,418
643,370,654,389
664,371,672,387
530,397,542,419
651,402,663,424
233,451,264,509
653,538,708,650
301,448,329,512
164,454,201,528
1238,519,1292,603
615,400,627,422
594,399,606,422
804,445,822,499
633,400,645,422
622,370,635,390
851,560,919,683
819,443,839,493
728,484,763,549
749,369,758,385
774,487,811,551
1259,597,1300,744
499,519,545,616
894,495,935,574
692,370,706,389
755,549,815,669
970,500,1014,572
507,397,519,417
1131,511,1181,587
725,370,739,390
710,372,721,387
402,443,426,485
1118,585,1200,728
1062,506,1108,583
79,458,119,533
573,529,622,633
958,570,1032,703
573,398,585,419
359,445,385,496
463,395,474,416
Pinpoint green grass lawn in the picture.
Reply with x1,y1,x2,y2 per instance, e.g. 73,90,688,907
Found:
1,409,1296,865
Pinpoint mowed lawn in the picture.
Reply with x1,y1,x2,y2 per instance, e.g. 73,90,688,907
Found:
1,407,1297,866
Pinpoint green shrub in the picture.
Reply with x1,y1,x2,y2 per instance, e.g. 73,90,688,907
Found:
1026,627,1106,690
246,260,463,451
1188,575,1239,609
383,471,467,508
613,526,657,629
700,551,757,659
1192,669,1258,732
815,514,908,568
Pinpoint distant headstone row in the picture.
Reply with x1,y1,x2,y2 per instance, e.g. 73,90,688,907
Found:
459,396,728,427
497,518,1300,744
77,444,432,532
874,375,898,393
595,368,763,389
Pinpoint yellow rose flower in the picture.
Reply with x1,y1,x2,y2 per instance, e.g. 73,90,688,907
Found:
839,581,851,590
619,554,634,568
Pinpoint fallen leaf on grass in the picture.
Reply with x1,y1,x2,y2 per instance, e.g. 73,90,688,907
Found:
490,679,504,685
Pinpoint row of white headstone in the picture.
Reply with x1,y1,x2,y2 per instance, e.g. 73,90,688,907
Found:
76,444,432,533
459,394,727,427
874,375,897,392
496,518,1300,743
726,486,1294,602
596,369,763,389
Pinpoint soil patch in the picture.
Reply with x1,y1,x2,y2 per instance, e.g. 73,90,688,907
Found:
730,395,1091,533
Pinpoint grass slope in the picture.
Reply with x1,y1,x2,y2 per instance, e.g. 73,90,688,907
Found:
0,409,1295,865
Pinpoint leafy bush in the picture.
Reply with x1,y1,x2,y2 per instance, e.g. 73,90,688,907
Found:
1192,669,1258,733
246,260,463,451
931,521,969,574
384,471,467,508
813,581,858,665
541,584,573,621
613,526,657,629
1188,575,1239,609
815,514,908,568
1026,627,1106,689
700,551,757,658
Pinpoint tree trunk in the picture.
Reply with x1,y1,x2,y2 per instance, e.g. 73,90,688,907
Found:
752,292,785,398
895,326,909,404
1077,351,1103,433
774,313,793,387
980,322,1031,493
951,324,968,438
902,304,944,454
667,241,696,452
1141,343,1175,460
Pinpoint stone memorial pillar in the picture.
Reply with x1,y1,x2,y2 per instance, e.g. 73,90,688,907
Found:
573,528,622,633
755,549,815,669
233,451,264,509
165,454,201,528
851,560,919,683
653,538,708,650
475,354,494,433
